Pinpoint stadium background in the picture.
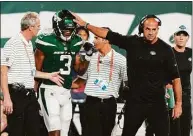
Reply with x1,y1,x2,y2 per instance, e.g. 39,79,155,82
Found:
1,1,192,136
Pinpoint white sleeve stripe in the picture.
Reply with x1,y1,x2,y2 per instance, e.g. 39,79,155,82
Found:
73,41,84,46
35,39,56,46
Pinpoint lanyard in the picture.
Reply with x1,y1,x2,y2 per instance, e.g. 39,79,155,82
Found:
19,33,36,76
97,50,114,82
23,41,33,71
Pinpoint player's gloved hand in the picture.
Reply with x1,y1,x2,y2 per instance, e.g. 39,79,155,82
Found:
83,42,96,56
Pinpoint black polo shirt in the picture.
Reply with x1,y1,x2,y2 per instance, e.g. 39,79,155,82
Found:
106,31,180,104
173,47,192,106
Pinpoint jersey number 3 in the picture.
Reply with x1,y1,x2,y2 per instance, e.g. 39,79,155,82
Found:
60,55,72,75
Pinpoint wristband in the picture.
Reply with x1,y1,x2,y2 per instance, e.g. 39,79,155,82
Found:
84,22,90,29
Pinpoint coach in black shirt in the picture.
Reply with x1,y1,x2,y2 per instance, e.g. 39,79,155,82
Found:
171,25,192,136
73,13,182,136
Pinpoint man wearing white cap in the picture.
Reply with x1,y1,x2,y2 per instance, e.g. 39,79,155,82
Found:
170,25,192,136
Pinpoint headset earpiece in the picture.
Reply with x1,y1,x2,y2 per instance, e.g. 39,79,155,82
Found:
138,14,161,36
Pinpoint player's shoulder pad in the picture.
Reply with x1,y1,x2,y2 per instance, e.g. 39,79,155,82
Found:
71,34,85,47
75,34,83,40
35,28,56,46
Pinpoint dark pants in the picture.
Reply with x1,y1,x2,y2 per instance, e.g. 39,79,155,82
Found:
169,109,181,136
82,95,117,136
146,105,192,136
170,105,192,136
180,105,192,136
69,102,86,136
145,109,175,136
122,102,169,136
7,85,40,136
40,115,49,136
145,119,154,136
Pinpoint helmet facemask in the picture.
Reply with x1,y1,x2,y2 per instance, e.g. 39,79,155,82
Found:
53,10,77,42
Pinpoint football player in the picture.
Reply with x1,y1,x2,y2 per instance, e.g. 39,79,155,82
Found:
34,9,94,136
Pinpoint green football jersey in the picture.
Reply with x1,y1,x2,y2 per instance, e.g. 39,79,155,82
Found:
35,31,83,89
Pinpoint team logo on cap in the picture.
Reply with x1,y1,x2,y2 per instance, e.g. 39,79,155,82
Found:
179,25,186,30
150,51,156,55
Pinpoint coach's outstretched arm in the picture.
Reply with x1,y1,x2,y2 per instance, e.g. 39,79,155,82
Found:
72,12,108,39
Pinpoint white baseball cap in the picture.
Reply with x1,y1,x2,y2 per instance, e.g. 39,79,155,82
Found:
174,25,189,36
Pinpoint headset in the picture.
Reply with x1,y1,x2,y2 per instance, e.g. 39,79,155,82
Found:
138,14,162,36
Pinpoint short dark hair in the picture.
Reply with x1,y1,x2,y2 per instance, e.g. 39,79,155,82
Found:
175,31,189,36
76,26,90,38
